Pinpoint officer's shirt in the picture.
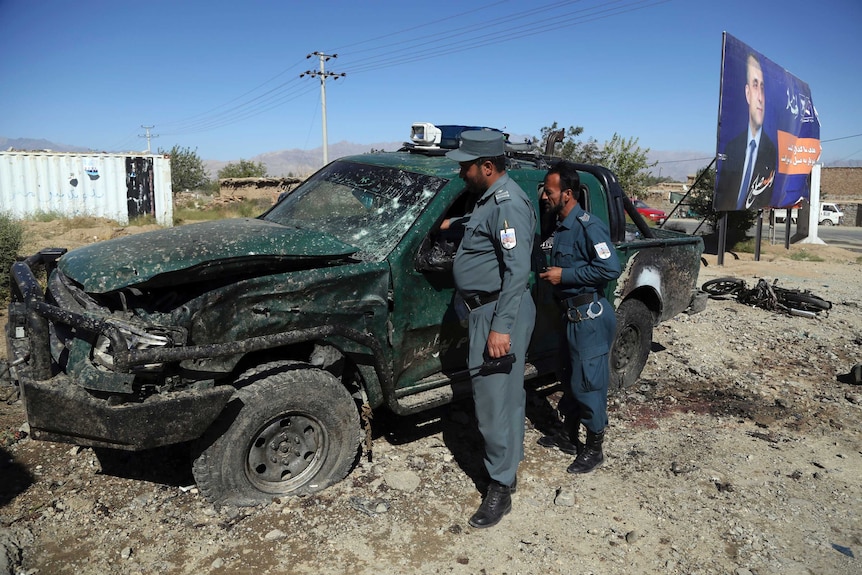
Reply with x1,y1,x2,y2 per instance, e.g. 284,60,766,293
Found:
550,203,621,299
452,173,536,334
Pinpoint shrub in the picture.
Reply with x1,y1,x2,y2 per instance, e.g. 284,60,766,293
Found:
173,198,272,225
789,249,825,262
0,213,25,301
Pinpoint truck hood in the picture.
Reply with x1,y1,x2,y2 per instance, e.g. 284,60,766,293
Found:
58,218,359,293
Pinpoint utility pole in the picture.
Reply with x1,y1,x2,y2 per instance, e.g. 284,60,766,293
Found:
301,52,345,165
139,125,159,153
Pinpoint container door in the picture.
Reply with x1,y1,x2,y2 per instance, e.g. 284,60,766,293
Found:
126,157,155,219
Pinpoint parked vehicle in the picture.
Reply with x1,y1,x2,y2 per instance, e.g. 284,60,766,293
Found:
773,202,843,226
5,123,705,506
632,199,667,224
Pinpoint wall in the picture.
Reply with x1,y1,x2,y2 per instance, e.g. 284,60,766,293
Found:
0,152,173,226
820,167,862,201
218,177,302,202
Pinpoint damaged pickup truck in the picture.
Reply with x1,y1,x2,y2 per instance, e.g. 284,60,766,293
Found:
5,125,705,506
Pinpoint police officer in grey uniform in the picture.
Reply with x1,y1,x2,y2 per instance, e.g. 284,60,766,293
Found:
441,130,536,528
538,160,621,474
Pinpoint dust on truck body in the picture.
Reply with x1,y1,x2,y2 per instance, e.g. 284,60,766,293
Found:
5,125,704,506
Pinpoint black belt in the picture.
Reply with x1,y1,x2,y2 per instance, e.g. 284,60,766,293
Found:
560,292,597,309
462,291,500,312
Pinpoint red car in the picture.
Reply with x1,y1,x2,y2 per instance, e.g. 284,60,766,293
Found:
633,200,666,224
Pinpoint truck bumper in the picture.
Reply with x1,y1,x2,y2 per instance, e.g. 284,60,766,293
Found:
19,373,234,450
8,321,232,451
6,248,233,450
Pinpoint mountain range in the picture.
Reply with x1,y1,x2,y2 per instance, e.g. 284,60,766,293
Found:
3,136,858,183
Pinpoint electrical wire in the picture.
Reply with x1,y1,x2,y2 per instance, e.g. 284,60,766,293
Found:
150,0,669,139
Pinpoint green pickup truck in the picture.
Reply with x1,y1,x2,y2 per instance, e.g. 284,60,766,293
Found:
5,126,704,506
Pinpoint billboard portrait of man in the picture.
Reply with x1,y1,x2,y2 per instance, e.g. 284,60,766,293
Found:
715,51,777,211
714,34,820,213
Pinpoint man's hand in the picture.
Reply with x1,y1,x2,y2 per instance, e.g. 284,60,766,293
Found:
486,330,511,359
539,266,562,285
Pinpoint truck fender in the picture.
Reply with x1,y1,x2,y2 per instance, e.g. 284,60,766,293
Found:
616,265,663,322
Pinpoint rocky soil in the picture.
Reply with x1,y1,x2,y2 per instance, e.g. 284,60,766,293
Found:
1,222,861,575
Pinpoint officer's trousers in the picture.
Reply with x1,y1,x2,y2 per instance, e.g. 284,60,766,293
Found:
468,290,536,487
560,296,617,434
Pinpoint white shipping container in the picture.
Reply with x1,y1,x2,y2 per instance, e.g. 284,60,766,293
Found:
0,151,173,226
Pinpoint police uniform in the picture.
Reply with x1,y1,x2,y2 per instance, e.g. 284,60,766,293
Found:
452,172,536,488
550,202,621,437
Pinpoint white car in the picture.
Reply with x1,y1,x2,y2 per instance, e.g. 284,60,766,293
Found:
774,202,843,226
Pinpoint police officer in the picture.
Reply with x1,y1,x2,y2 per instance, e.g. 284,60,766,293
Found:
538,160,621,474
441,130,536,528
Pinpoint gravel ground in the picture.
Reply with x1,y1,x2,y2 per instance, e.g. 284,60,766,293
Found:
1,228,861,575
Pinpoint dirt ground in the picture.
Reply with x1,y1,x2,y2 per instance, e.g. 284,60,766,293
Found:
1,221,861,575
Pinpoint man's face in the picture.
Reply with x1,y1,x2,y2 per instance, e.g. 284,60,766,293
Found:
540,173,567,217
745,55,765,132
458,159,489,194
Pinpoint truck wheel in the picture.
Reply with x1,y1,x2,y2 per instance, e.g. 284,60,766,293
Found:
191,361,361,506
820,219,833,226
611,299,654,391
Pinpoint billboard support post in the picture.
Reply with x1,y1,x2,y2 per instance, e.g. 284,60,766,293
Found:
797,164,826,246
717,214,727,266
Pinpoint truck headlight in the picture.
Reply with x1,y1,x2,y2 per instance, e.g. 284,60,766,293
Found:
92,323,174,371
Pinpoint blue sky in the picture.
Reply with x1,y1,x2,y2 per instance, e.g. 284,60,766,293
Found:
1,0,860,167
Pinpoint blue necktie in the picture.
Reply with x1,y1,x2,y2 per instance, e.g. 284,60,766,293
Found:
738,139,756,209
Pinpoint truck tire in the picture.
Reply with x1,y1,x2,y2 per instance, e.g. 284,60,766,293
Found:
610,299,654,391
820,219,833,226
191,361,361,506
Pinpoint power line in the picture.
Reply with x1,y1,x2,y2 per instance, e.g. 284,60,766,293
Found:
344,0,669,74
149,0,669,140
654,156,714,165
822,133,862,143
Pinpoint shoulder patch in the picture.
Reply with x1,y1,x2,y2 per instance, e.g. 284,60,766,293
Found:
500,227,517,249
594,242,612,259
578,212,590,222
494,189,511,203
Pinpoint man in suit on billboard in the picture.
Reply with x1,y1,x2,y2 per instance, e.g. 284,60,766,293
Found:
715,53,777,211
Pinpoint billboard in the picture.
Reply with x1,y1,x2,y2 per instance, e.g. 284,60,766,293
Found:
714,33,820,211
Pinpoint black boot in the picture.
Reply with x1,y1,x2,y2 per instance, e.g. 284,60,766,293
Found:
566,429,604,474
468,481,512,528
537,419,582,456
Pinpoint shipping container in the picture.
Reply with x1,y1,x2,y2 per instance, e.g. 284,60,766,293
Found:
0,151,173,226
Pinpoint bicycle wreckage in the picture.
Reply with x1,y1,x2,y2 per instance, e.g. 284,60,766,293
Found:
702,277,832,319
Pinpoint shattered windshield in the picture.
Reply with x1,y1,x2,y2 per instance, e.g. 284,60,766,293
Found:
263,160,448,261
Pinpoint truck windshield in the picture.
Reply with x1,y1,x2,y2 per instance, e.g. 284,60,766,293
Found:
263,160,448,261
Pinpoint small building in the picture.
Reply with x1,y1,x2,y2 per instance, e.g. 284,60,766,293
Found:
0,151,173,226
218,176,303,203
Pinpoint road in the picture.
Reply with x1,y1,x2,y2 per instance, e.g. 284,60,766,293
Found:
666,218,862,253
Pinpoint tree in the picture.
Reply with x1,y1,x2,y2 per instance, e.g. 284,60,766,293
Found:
537,123,653,195
643,174,675,187
217,159,267,180
597,133,653,197
538,122,600,163
161,145,210,194
687,166,757,242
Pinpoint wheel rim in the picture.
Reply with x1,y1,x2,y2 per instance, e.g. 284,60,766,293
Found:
613,325,638,371
703,279,742,296
246,412,328,493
